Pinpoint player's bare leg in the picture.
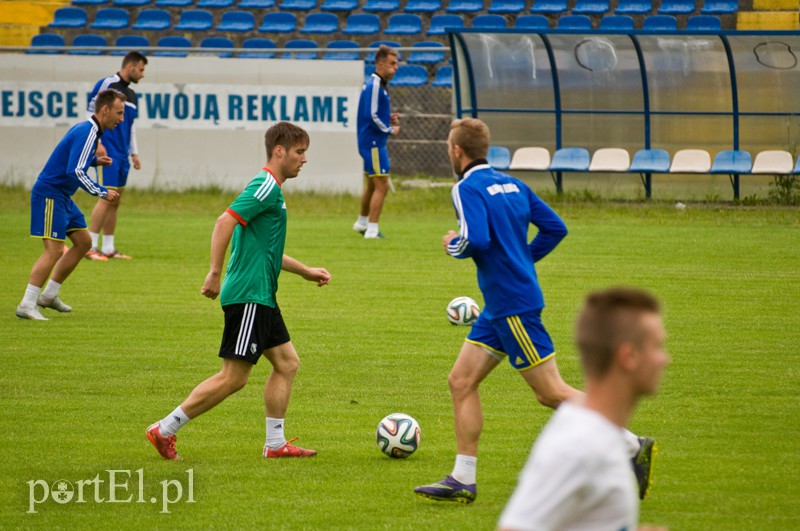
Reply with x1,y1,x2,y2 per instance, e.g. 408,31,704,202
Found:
519,357,582,409
364,176,389,239
353,174,372,233
180,358,253,418
50,229,91,285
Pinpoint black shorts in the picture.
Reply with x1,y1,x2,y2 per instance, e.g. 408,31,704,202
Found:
219,303,290,365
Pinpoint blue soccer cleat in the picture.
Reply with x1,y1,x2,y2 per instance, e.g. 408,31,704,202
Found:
414,475,476,504
632,436,657,500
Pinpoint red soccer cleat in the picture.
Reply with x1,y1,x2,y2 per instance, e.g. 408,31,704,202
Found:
263,437,317,458
146,422,181,460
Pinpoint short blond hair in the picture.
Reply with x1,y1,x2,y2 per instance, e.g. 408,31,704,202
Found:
450,118,490,160
375,44,398,64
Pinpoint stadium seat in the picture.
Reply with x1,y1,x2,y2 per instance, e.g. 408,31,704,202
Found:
49,7,88,28
515,14,549,28
28,34,65,54
431,64,453,87
557,14,592,29
614,0,651,14
153,36,191,57
282,39,318,59
488,146,511,170
197,0,235,7
510,147,551,170
670,149,711,173
239,37,276,58
175,10,213,31
599,14,634,29
405,0,442,13
687,14,721,30
488,0,525,14
384,14,423,35
529,0,568,14
710,150,752,175
300,13,339,34
446,0,483,13
112,35,149,55
550,148,590,172
320,0,357,10
391,65,428,87
259,12,297,33
473,14,507,29
238,0,276,7
132,9,171,31
69,34,107,55
155,0,192,6
794,156,800,174
200,37,234,57
365,40,402,62
658,0,695,14
322,40,360,60
362,0,399,12
113,0,151,6
642,14,677,30
751,150,794,173
342,14,381,35
279,0,318,10
572,0,610,15
407,41,446,64
629,149,671,173
73,0,108,5
427,14,465,35
216,11,255,32
589,148,631,171
700,0,737,14
364,63,376,80
90,8,130,29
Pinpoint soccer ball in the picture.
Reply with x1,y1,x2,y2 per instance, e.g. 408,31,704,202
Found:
376,413,420,459
446,296,481,326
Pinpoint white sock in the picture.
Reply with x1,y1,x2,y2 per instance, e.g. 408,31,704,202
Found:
365,222,379,234
21,283,41,307
90,231,100,249
101,234,115,255
623,429,641,459
452,454,477,485
41,280,62,301
357,215,368,225
159,406,190,436
266,417,286,449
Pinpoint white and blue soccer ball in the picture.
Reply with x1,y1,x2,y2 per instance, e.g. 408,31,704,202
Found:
446,296,481,326
376,413,420,459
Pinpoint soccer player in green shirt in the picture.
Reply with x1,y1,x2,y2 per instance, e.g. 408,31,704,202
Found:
147,122,331,460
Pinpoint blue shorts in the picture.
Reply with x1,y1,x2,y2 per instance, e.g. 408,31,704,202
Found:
466,310,556,371
30,192,87,241
97,157,130,188
359,145,390,177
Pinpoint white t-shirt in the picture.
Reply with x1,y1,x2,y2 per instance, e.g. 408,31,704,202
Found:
498,402,639,531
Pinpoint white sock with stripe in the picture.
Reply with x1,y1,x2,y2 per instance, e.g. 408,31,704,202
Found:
266,417,286,449
452,454,477,485
159,406,190,436
90,231,100,249
102,234,115,255
623,429,642,458
21,283,41,308
41,280,61,301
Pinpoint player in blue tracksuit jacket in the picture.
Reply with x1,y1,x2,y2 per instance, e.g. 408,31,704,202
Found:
414,118,653,504
352,45,399,239
15,90,125,321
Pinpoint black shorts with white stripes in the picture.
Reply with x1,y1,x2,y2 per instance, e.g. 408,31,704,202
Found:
219,303,291,365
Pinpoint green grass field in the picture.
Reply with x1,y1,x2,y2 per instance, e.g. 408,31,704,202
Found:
1,185,799,529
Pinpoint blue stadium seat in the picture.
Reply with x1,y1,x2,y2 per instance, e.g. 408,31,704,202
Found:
431,64,453,87
515,14,549,28
29,33,65,54
111,35,149,55
642,14,677,30
200,37,234,57
446,0,483,13
710,150,752,175
216,11,255,32
629,149,670,173
362,0,399,11
700,0,736,14
282,39,318,59
197,0,235,7
301,12,339,34
550,148,590,172
687,14,721,30
259,12,297,32
657,0,695,14
132,9,171,30
364,63,376,80
73,0,108,5
391,65,428,87
488,146,511,170
384,14,422,35
320,0,358,10
322,40,360,60
405,0,442,13
365,40,402,62
572,0,609,14
427,14,464,35
69,34,107,55
175,10,213,31
557,14,592,29
407,41,446,64
113,0,151,6
239,37,276,58
279,0,317,10
599,14,634,29
529,0,567,13
614,0,651,13
49,7,88,28
488,0,525,13
238,0,276,7
342,14,381,35
794,156,800,174
90,8,130,29
153,36,191,57
473,14,507,28
155,0,192,6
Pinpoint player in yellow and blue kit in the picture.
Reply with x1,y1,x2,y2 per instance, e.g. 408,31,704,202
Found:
414,118,656,505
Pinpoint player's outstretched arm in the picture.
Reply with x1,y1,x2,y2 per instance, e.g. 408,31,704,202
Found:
282,254,331,287
201,212,238,300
